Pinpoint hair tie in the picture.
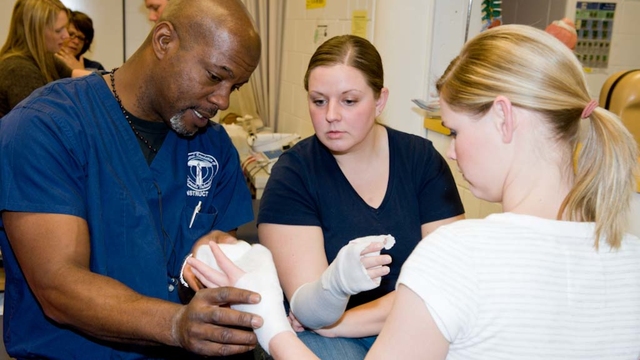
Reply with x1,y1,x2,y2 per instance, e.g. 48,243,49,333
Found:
581,99,598,119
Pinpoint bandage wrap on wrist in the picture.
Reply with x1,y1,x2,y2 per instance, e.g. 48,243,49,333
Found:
195,242,294,355
233,247,293,355
179,254,193,288
290,234,395,329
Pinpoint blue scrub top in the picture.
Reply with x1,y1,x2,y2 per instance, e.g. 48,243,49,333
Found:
0,73,253,359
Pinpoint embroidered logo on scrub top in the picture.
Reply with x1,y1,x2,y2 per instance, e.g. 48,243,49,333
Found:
187,151,219,197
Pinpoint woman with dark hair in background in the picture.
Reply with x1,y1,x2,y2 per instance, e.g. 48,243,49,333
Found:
58,10,105,71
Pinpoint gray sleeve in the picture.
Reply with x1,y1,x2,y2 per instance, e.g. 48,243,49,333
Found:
0,57,48,111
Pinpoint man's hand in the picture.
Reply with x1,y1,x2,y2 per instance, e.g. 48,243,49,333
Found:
171,286,263,356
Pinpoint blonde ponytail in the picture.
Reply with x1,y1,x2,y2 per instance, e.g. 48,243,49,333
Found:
561,107,638,249
437,24,639,250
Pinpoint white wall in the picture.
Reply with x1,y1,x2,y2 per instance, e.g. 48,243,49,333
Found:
0,1,12,46
373,0,434,137
124,0,154,61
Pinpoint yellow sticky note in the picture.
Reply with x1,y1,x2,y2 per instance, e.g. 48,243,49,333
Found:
352,10,368,38
306,0,326,9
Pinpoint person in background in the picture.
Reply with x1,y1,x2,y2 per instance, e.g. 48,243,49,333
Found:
0,0,88,118
57,10,105,71
146,0,169,22
257,34,465,359
190,24,640,360
0,0,263,359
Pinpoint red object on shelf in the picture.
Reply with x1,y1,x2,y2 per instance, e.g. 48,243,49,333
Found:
545,18,578,50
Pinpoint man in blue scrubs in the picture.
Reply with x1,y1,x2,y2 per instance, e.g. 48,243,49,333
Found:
0,0,263,358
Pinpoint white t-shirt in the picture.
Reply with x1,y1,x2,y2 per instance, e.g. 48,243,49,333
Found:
398,212,640,360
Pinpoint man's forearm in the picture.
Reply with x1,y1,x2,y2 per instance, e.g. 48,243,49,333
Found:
39,267,182,346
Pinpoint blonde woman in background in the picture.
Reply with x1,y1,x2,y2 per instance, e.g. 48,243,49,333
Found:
0,0,88,117
189,24,640,360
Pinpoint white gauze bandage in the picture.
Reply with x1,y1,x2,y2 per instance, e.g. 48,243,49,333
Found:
290,234,395,329
194,240,253,271
195,242,293,355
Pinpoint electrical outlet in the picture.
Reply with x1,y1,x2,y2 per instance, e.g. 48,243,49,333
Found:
314,24,328,44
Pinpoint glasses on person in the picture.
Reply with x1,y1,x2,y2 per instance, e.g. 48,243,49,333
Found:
69,32,86,42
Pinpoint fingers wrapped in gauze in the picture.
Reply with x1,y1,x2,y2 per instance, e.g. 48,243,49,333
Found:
195,242,293,354
290,234,395,329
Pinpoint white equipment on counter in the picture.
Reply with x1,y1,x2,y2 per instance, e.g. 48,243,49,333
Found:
222,115,301,199
248,132,300,153
247,132,301,173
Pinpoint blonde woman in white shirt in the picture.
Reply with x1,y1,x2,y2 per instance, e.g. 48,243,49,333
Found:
188,24,640,360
